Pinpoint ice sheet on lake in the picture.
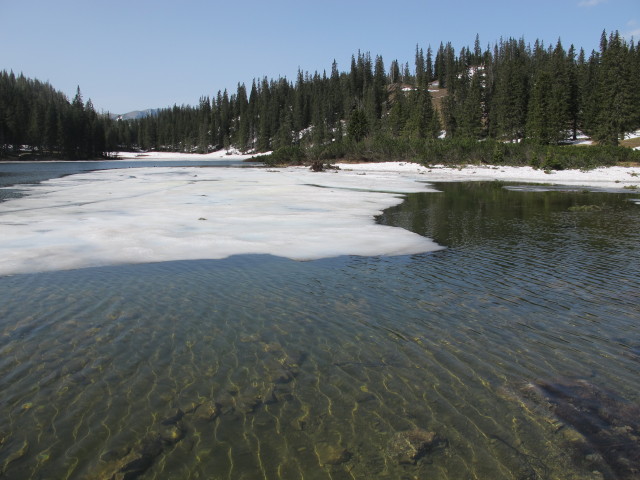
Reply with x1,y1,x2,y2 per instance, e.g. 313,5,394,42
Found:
0,166,442,275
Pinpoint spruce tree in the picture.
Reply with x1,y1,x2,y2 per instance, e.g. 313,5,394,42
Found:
526,69,553,142
426,46,434,84
390,60,400,84
490,38,529,141
386,87,407,136
566,45,580,140
458,72,484,138
403,89,438,139
415,45,426,87
590,31,639,145
347,108,369,142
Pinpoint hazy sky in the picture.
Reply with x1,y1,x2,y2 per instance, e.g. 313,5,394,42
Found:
1,0,638,113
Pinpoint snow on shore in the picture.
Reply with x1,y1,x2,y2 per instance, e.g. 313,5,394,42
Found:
337,162,640,190
113,150,265,161
1,160,638,276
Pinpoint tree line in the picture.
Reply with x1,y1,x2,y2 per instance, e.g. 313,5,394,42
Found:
1,30,639,162
0,73,117,159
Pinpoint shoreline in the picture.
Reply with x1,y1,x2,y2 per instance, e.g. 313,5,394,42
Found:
0,150,266,163
2,151,639,190
335,162,640,191
112,150,264,161
113,151,640,190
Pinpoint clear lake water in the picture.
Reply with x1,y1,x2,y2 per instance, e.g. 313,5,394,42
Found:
1,164,639,479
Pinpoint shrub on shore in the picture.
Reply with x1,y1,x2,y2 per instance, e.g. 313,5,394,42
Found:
265,137,640,171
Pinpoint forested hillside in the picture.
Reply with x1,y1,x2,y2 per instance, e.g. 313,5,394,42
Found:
1,30,639,164
0,73,117,159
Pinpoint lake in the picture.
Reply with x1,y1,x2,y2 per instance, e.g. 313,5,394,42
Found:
1,163,639,479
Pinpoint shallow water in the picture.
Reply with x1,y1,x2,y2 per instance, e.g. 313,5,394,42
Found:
1,180,639,479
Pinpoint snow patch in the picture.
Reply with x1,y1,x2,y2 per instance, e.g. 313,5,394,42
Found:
624,129,640,140
0,166,442,275
112,150,264,161
336,162,640,190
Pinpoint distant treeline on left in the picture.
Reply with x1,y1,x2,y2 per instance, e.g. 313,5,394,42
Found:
0,71,119,159
0,69,229,160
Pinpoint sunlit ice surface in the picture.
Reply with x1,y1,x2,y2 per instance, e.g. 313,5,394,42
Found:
0,166,443,275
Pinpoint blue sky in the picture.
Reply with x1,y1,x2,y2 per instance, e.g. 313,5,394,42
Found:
1,0,638,114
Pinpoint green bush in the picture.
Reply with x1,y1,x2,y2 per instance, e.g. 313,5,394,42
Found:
263,137,640,170
264,146,307,166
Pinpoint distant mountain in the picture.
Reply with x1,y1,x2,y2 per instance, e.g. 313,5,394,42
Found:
109,108,160,121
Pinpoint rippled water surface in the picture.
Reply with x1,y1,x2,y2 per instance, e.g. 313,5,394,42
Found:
1,180,639,479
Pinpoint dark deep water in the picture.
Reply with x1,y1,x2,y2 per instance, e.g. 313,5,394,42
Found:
0,170,639,479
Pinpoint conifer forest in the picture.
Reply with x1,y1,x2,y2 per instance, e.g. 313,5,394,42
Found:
1,30,639,167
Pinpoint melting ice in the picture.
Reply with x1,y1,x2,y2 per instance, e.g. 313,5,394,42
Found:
0,166,442,275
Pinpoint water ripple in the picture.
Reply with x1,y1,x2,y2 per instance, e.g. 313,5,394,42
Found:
0,183,639,479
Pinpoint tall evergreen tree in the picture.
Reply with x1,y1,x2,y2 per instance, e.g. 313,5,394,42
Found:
425,46,434,83
403,90,439,139
415,45,426,87
589,31,639,145
347,107,369,142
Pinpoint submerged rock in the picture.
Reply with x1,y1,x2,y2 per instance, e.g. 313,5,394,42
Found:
315,442,352,466
160,408,185,426
272,368,296,384
236,389,264,414
386,429,441,465
520,378,640,480
90,408,190,479
92,435,164,480
192,401,220,422
89,348,307,478
157,423,186,445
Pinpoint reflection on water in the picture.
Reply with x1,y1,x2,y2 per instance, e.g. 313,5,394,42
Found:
1,182,639,479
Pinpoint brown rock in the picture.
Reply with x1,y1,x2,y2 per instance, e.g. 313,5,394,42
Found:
158,424,185,445
387,429,438,464
193,401,220,422
315,442,352,466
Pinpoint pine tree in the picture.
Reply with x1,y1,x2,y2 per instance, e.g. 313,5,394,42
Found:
386,87,407,136
426,46,434,84
589,31,639,145
197,96,212,153
234,84,250,151
435,43,445,87
275,108,294,148
474,34,482,65
526,68,554,142
257,79,272,151
490,38,529,141
458,72,484,138
403,90,439,139
389,60,400,84
347,108,369,142
566,45,580,140
547,39,571,142
372,55,386,119
415,45,426,87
